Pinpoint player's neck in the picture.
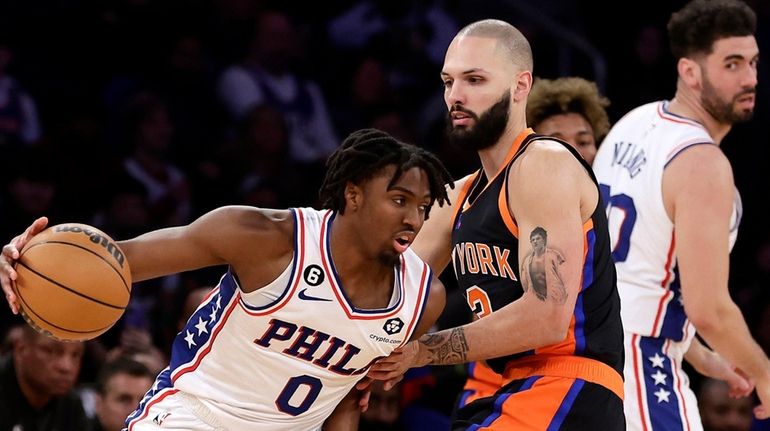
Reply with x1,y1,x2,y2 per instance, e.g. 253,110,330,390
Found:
328,217,394,298
668,92,732,145
477,120,527,179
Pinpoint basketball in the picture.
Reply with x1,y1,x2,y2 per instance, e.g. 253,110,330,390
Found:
12,223,131,341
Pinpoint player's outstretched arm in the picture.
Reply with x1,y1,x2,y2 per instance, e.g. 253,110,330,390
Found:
666,145,770,418
0,216,49,314
462,141,587,357
119,206,294,286
368,143,589,375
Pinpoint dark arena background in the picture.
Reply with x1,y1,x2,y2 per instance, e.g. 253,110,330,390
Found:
0,1,768,430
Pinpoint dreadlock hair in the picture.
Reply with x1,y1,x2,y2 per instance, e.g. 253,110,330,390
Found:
319,128,454,219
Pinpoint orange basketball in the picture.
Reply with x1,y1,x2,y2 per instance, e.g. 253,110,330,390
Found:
13,223,131,341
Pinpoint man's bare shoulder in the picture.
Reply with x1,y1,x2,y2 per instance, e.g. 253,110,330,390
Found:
509,140,585,191
665,143,732,179
208,206,295,252
517,138,579,166
663,144,734,218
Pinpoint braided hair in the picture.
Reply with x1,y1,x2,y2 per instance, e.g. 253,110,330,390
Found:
319,129,454,219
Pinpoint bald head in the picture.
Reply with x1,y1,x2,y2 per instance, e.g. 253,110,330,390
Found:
456,19,533,72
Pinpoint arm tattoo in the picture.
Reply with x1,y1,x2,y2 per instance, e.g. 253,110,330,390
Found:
522,227,568,304
420,328,468,365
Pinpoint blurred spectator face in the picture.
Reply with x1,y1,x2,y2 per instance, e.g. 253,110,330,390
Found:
14,329,84,397
699,379,753,431
109,192,149,230
254,12,295,73
137,106,173,154
95,371,153,431
9,177,56,215
245,106,287,157
361,380,401,429
635,26,664,67
353,59,387,106
535,112,597,164
0,325,23,355
241,181,280,208
371,111,412,143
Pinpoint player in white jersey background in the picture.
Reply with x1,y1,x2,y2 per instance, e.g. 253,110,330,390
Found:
0,128,453,430
592,0,769,429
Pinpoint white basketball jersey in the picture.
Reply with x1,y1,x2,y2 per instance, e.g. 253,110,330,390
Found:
127,208,432,431
593,101,741,341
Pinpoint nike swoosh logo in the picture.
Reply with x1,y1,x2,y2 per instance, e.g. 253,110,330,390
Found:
298,288,332,302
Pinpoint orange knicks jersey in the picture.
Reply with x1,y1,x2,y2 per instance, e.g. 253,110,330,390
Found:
450,130,623,376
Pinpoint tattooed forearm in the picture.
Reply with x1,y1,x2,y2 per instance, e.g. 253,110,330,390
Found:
419,328,469,365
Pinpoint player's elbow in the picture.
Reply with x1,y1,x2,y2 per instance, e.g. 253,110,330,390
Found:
543,326,569,346
686,299,738,334
540,312,572,345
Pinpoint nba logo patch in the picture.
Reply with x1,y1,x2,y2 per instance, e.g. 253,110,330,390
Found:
454,213,463,230
153,411,171,426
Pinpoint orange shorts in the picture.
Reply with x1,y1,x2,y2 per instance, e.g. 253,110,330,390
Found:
453,356,624,430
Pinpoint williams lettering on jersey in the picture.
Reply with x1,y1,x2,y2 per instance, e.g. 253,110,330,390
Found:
611,141,647,178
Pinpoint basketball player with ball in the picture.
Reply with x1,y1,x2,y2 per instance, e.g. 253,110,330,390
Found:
0,128,453,431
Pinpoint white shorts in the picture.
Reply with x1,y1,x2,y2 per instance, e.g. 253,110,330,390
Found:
623,332,703,431
124,390,226,431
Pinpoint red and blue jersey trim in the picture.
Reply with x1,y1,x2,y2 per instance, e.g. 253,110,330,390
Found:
238,208,305,315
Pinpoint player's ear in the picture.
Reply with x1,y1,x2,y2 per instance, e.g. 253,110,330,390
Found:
678,57,701,90
344,182,362,212
512,70,532,103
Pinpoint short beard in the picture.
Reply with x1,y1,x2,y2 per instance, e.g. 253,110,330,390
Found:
446,92,510,151
701,73,755,124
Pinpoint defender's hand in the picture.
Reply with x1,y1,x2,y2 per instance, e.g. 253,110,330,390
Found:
365,341,421,390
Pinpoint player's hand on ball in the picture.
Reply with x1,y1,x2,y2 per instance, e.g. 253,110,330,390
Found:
0,216,48,314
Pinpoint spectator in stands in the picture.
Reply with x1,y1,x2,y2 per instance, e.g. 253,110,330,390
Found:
217,10,339,168
121,91,191,227
698,377,753,431
90,358,154,431
0,325,88,431
0,41,41,147
526,76,611,165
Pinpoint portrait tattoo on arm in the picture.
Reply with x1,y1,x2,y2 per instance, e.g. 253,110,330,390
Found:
521,227,568,304
419,328,469,365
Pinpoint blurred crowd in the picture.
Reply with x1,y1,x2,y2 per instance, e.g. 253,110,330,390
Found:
0,1,768,430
